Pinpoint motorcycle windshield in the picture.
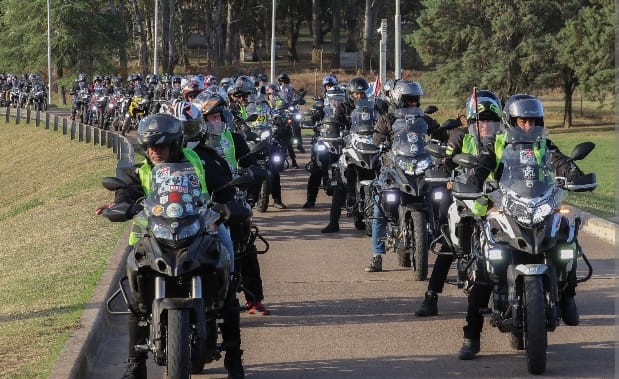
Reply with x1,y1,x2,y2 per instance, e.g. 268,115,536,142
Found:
144,162,206,219
391,110,428,158
327,93,345,109
498,127,554,199
350,98,375,135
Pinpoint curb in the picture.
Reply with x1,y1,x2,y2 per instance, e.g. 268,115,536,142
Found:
565,205,617,245
49,225,130,379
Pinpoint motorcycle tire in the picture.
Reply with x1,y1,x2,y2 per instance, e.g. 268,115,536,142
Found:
257,177,271,213
363,185,373,236
410,211,428,281
524,275,547,374
353,210,365,230
167,309,191,379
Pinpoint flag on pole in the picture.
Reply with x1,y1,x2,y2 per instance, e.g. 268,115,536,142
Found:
373,75,382,97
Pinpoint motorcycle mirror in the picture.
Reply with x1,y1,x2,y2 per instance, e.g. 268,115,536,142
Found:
102,177,128,191
570,142,595,161
452,153,479,169
425,143,446,158
101,203,132,222
424,105,438,114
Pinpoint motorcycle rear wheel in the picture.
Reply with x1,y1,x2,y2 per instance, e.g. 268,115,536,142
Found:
409,211,428,281
167,309,191,379
524,275,547,374
257,177,271,213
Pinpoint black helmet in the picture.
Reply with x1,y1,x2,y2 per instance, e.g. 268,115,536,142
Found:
346,77,369,103
257,73,268,82
232,76,254,95
502,94,544,128
465,90,502,122
391,80,423,108
277,73,290,85
137,114,185,162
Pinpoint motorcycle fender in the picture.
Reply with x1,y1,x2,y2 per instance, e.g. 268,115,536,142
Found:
514,263,548,276
151,297,207,344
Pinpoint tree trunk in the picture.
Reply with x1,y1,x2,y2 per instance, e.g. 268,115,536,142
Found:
312,0,320,49
131,0,149,73
161,0,170,73
345,0,358,52
167,0,176,73
225,0,234,64
332,0,340,68
215,0,224,66
362,0,373,71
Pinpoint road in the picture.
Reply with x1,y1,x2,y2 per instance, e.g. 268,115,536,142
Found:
88,144,616,379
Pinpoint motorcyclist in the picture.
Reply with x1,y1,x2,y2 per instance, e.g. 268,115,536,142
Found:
321,77,372,233
415,90,502,315
194,94,271,315
277,73,305,153
458,94,585,360
229,75,254,121
181,76,205,103
95,113,244,379
127,73,149,98
70,73,89,120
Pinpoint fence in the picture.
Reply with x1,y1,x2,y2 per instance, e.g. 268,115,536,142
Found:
3,106,134,163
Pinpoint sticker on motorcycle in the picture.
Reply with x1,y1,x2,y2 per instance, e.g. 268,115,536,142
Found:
406,132,419,143
159,195,168,204
186,204,194,213
182,194,193,203
168,192,182,203
519,149,536,165
166,203,184,218
522,166,536,180
151,204,164,216
155,166,170,182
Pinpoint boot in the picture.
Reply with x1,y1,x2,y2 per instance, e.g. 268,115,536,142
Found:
302,193,317,209
121,356,147,379
364,255,382,272
291,158,299,169
321,222,339,233
415,290,438,317
560,295,579,326
272,198,287,209
224,347,245,379
458,337,480,360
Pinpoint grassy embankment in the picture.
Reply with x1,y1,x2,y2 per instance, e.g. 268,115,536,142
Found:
0,121,125,378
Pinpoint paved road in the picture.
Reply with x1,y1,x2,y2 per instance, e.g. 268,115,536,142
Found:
89,145,616,379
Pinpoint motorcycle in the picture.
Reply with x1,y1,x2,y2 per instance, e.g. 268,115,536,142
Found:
102,162,253,377
88,89,109,128
311,116,345,196
340,98,381,232
28,82,47,111
122,92,151,135
452,128,596,374
72,88,91,123
374,108,433,280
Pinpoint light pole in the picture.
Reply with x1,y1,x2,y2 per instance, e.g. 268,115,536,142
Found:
270,0,276,83
47,0,52,105
394,0,401,79
153,0,159,75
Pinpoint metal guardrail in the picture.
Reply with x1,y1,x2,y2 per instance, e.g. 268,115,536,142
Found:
3,106,134,163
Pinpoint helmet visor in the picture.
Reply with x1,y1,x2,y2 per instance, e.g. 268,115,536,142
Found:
205,121,225,136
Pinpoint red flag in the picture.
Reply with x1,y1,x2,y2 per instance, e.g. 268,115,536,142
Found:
373,76,382,97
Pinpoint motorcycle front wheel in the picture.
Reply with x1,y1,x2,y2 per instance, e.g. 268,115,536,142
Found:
167,309,191,379
524,275,547,374
409,211,428,281
257,176,271,213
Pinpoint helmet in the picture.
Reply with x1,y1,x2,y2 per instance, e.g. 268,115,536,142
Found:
137,114,184,162
149,74,159,85
133,73,143,82
346,77,369,103
171,75,182,84
219,77,234,91
503,94,544,128
256,73,268,83
78,73,88,82
205,74,217,86
94,75,103,83
382,79,398,99
265,84,279,95
391,80,423,108
182,78,205,101
465,90,502,122
196,93,228,117
322,74,338,89
161,75,171,84
112,76,122,86
173,101,203,143
277,73,290,85
232,76,254,95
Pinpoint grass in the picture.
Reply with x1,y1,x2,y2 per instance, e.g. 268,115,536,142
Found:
0,121,126,378
547,129,616,219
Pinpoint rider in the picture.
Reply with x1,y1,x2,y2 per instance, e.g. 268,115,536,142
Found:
320,77,371,233
458,93,585,360
415,90,502,315
277,73,305,153
70,73,89,120
96,114,244,379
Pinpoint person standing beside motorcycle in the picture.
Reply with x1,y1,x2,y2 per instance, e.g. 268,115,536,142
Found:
96,114,245,379
415,90,502,315
193,95,271,316
458,93,586,360
320,77,373,233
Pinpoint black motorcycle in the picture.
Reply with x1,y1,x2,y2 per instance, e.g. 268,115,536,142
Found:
103,162,252,377
453,129,596,374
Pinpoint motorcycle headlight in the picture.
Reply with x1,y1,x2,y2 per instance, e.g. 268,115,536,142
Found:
560,248,574,260
384,191,399,204
316,143,327,152
260,130,271,140
177,219,201,240
152,223,173,241
288,106,295,111
272,154,282,163
92,105,98,111
294,113,302,121
487,248,503,261
507,200,531,225
432,189,444,201
108,103,115,109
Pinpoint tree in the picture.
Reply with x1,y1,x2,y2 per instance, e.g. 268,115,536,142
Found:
556,0,614,126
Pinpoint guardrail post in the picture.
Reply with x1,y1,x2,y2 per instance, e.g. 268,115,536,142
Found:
26,108,31,124
35,111,40,127
45,112,50,129
78,123,84,142
5,106,9,123
15,107,20,124
62,118,67,135
86,125,91,143
94,127,99,145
